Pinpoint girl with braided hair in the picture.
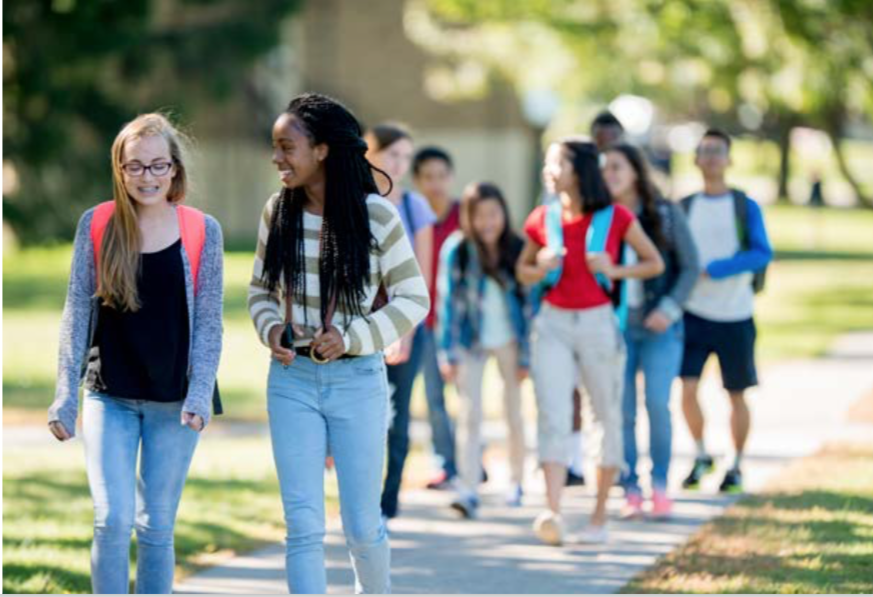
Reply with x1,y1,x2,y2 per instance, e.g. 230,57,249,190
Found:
248,93,430,593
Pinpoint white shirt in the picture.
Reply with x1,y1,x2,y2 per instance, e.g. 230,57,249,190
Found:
479,277,515,349
684,193,755,322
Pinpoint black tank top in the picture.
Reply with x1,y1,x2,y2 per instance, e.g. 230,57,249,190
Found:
96,239,190,402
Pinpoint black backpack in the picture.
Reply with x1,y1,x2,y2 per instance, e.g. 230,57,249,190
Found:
680,189,767,294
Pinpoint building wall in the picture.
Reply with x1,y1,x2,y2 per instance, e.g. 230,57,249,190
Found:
192,0,539,242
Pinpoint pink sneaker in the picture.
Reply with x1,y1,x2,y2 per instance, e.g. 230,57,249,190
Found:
651,489,673,520
620,492,645,520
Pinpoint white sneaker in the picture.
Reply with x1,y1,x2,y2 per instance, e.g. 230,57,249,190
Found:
505,484,523,507
533,510,564,546
572,524,609,544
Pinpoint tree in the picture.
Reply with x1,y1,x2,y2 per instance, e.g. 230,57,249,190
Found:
409,0,873,206
3,0,301,243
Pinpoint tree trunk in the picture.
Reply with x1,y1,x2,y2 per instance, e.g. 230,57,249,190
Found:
826,128,873,209
776,121,793,204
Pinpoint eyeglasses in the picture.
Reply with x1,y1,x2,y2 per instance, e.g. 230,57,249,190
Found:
696,147,728,158
121,161,173,177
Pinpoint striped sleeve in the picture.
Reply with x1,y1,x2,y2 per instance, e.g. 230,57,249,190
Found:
341,199,430,355
248,194,284,347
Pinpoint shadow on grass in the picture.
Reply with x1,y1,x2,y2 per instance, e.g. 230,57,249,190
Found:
623,490,873,594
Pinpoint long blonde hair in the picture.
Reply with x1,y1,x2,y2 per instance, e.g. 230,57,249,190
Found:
99,113,190,311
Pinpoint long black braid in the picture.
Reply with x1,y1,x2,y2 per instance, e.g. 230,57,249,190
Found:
261,93,392,327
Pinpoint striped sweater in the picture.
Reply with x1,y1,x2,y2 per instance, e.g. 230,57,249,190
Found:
248,193,430,355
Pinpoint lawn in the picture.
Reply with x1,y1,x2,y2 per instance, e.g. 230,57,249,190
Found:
2,435,340,594
621,441,873,593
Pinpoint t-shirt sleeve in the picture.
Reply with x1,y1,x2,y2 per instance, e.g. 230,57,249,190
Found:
410,194,437,234
523,205,547,246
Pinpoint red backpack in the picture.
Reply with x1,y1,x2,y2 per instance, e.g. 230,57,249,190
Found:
91,200,206,293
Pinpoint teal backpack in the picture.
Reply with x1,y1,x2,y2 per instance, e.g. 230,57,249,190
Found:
531,202,628,330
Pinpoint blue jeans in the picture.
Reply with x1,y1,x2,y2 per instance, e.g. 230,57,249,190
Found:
381,326,426,519
621,319,684,494
82,391,199,594
268,354,391,594
418,326,457,478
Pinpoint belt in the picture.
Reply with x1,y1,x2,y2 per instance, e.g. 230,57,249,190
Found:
294,346,354,364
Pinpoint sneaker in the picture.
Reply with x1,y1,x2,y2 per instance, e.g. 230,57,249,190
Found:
620,492,645,520
533,510,564,546
650,489,673,520
426,471,458,491
682,455,715,489
718,467,744,494
566,469,586,487
505,484,524,507
450,493,479,519
572,524,609,544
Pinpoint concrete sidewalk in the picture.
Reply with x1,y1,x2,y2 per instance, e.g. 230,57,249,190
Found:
175,332,873,593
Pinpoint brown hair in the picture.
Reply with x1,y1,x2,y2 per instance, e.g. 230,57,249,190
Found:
459,181,519,284
99,113,190,311
365,122,412,152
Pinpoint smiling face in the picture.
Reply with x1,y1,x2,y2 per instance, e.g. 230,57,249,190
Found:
272,112,328,189
543,143,578,195
121,134,177,208
367,137,414,184
602,150,637,200
470,196,506,248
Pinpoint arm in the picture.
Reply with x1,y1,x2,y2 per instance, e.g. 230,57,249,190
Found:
341,210,431,355
413,224,434,293
248,196,284,347
516,237,549,286
593,220,664,280
706,199,773,279
48,210,97,439
436,235,460,366
182,216,224,428
657,204,701,322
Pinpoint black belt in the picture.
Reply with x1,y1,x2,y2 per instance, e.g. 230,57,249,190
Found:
294,346,354,363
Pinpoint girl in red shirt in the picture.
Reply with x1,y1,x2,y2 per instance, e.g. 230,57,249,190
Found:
517,139,663,545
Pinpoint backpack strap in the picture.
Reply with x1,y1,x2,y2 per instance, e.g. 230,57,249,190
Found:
91,201,207,295
176,205,207,295
679,193,696,215
730,188,750,250
585,205,615,293
90,201,117,290
530,201,564,316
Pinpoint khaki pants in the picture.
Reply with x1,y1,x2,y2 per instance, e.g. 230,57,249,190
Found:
531,303,626,469
456,342,526,495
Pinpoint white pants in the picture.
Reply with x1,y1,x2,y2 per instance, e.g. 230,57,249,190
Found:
455,342,526,495
531,303,626,469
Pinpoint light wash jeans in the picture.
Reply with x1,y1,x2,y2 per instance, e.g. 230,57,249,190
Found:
418,326,457,478
268,353,391,594
621,319,684,493
82,391,199,594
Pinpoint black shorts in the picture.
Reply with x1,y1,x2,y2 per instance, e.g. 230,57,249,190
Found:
680,312,758,392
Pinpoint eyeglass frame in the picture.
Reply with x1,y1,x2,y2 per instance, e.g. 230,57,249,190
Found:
120,160,175,177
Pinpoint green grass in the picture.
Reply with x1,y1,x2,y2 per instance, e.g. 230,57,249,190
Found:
622,442,873,593
1,436,340,594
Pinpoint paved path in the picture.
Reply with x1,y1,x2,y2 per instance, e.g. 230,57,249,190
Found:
174,331,873,594
7,334,871,593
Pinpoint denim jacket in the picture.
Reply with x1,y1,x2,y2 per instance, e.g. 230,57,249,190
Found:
437,232,530,369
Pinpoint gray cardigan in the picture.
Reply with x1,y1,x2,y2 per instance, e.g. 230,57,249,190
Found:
48,206,224,436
